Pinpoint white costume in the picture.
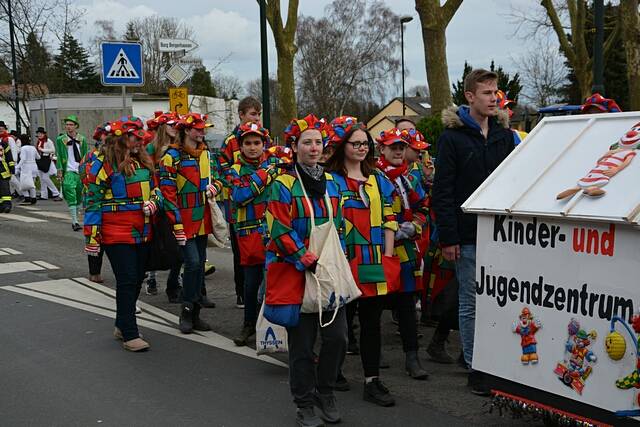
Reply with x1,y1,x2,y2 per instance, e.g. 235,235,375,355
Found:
16,145,39,199
36,137,60,199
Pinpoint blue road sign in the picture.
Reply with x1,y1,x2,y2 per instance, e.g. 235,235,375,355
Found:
100,42,144,86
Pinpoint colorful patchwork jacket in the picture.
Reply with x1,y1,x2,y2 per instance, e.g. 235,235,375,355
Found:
217,127,242,223
331,171,399,297
264,166,344,306
84,156,162,245
381,169,429,293
226,154,280,265
159,144,223,239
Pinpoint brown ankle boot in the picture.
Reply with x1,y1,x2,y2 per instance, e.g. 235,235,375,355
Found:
123,337,150,352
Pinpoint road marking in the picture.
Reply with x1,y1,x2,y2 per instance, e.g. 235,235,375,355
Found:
0,248,22,256
0,261,59,275
19,206,41,211
2,278,286,368
0,213,47,223
16,206,71,220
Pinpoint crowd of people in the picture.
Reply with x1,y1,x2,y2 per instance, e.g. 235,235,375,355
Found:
0,68,624,427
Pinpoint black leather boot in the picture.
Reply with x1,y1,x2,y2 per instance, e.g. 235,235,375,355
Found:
179,302,194,334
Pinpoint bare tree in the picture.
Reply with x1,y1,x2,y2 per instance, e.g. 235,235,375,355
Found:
415,0,462,116
88,20,116,58
295,0,402,119
213,73,244,100
408,85,430,98
263,0,299,122
127,16,194,93
513,40,567,107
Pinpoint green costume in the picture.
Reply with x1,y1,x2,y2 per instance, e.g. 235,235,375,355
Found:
55,132,88,207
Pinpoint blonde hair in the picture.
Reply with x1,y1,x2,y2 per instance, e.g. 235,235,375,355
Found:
151,125,176,163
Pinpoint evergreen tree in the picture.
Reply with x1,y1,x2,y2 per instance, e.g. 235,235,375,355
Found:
451,61,472,106
188,66,216,97
489,60,523,102
50,33,100,93
0,60,11,85
18,32,50,89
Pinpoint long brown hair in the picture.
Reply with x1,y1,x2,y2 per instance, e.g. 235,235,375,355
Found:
151,124,175,163
104,134,154,176
324,128,375,177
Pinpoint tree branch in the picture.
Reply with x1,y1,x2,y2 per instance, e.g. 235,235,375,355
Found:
441,0,463,26
541,0,577,66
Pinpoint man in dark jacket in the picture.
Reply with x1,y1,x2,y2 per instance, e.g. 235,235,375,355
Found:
432,69,515,395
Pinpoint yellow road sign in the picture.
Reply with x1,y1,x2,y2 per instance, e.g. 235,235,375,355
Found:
169,87,188,115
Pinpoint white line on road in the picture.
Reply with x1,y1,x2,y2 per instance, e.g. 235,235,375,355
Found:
0,213,47,223
31,261,60,270
19,206,41,211
0,261,60,274
2,278,286,368
16,206,71,220
0,248,22,255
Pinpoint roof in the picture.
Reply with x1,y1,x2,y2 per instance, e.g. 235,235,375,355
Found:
462,112,640,225
401,96,431,116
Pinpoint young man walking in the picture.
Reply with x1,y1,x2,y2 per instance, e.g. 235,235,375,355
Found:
432,69,515,395
55,115,88,231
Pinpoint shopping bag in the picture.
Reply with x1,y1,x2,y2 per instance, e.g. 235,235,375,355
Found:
207,198,229,248
256,304,288,355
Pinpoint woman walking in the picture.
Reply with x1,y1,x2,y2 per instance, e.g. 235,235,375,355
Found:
35,127,62,201
265,115,347,427
83,116,160,352
325,116,399,406
17,134,40,205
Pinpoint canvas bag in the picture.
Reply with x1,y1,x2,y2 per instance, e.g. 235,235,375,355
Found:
206,150,229,248
256,304,288,355
296,168,361,327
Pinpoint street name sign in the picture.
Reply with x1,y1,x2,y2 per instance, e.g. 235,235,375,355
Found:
158,38,199,53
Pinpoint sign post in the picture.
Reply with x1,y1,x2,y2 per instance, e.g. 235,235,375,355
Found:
169,87,189,115
100,41,144,112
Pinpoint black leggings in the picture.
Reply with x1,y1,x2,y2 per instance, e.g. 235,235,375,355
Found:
229,225,244,298
87,248,104,275
390,292,418,353
358,296,386,377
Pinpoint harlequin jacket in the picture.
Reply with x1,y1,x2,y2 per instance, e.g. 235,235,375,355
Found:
217,127,242,223
405,162,432,261
83,156,162,245
264,166,345,305
55,133,88,176
380,166,429,293
331,171,399,297
226,154,280,266
159,143,223,238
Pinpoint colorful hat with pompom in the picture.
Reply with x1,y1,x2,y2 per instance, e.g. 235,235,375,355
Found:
328,115,366,145
175,112,213,130
376,128,406,146
400,128,429,151
581,93,622,113
146,111,179,130
284,114,331,146
105,116,151,141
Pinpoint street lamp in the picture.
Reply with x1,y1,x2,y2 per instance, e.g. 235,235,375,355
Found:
400,15,413,117
259,0,271,130
6,0,21,133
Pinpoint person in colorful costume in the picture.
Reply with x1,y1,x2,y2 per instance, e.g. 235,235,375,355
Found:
83,116,160,352
265,114,347,427
496,90,528,146
218,96,263,309
55,115,88,231
0,142,12,212
325,115,399,407
581,92,622,114
0,121,19,197
159,112,222,334
226,122,280,346
512,307,542,364
144,111,185,302
35,127,62,201
376,128,430,381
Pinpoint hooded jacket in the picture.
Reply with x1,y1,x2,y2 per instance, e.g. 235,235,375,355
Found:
432,106,514,246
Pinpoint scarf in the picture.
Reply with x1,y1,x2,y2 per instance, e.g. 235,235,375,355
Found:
239,152,264,167
176,141,206,159
37,136,48,154
296,162,326,199
66,134,81,163
376,155,408,181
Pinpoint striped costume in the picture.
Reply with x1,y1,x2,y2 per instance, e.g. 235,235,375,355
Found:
159,145,222,238
331,171,398,297
578,150,636,189
83,156,162,245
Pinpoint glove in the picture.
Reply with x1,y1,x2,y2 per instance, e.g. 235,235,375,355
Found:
85,243,101,256
399,221,417,238
206,184,218,199
173,229,187,246
394,229,410,241
142,200,158,217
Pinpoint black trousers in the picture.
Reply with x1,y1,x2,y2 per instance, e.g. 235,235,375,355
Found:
229,225,244,298
358,296,386,377
286,307,347,408
87,248,104,276
390,292,419,353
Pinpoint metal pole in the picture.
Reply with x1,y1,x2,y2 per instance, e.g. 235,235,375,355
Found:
121,86,126,110
259,0,271,130
8,0,21,133
592,0,604,94
401,21,406,116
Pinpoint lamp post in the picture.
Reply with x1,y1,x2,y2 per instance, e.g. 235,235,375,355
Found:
400,15,413,117
592,0,604,94
259,0,271,130
7,0,21,133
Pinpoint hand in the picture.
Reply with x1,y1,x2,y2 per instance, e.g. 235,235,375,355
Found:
85,243,100,256
206,184,218,199
399,221,417,238
142,200,158,217
394,229,410,241
442,244,460,262
173,229,187,246
308,260,318,274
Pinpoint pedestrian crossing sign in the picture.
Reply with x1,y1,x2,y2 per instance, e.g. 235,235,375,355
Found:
100,41,144,86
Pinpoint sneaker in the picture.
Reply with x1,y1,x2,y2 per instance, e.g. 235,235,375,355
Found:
72,223,81,231
236,295,245,309
53,196,63,201
468,371,491,396
204,262,216,276
312,392,341,424
233,323,255,347
334,373,350,392
295,407,324,427
363,378,395,407
145,278,158,295
346,341,360,355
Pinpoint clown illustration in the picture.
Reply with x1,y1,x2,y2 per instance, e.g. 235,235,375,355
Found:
606,313,640,417
553,319,597,395
512,307,542,365
557,122,640,199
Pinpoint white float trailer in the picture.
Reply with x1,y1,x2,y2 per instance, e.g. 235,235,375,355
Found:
462,112,640,426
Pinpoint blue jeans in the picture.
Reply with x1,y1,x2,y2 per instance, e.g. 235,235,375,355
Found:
243,264,264,326
180,235,207,304
104,243,149,341
455,244,476,368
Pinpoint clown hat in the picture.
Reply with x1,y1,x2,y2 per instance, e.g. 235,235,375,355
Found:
376,128,406,146
581,93,622,113
176,112,213,130
400,128,429,151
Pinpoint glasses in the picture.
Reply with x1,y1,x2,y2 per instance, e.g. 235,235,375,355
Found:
347,141,370,150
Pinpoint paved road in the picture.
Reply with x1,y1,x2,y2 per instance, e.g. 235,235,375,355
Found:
0,200,531,426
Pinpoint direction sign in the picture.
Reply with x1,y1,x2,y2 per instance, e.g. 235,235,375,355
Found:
100,41,144,86
164,64,189,87
178,56,203,68
158,38,198,53
169,87,189,115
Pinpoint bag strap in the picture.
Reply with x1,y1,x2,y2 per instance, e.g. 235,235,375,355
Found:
294,164,332,231
310,271,340,328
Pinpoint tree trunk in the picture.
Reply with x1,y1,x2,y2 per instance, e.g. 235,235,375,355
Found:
621,0,640,110
574,63,593,100
277,48,297,122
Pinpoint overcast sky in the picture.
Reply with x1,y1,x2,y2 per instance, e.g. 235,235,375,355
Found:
75,0,547,96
